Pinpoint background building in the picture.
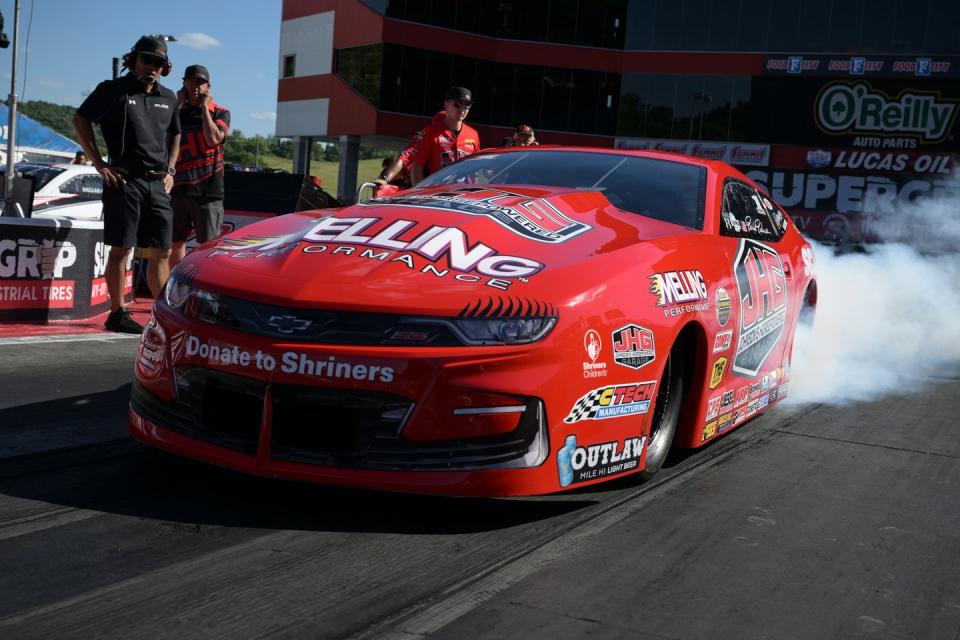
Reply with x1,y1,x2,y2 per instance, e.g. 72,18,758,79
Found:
277,0,960,242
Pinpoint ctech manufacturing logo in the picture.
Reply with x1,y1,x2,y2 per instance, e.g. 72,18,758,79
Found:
733,239,787,377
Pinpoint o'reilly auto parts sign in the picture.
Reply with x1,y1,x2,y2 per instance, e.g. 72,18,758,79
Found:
815,82,958,145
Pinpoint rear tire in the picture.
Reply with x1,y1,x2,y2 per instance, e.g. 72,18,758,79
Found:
640,347,685,480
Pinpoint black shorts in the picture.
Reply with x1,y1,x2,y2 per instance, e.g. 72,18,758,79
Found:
172,195,225,243
101,177,173,249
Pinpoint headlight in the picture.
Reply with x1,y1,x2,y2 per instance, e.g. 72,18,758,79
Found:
162,272,223,324
404,316,557,346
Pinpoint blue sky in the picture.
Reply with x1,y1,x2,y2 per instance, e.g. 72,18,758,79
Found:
0,0,282,137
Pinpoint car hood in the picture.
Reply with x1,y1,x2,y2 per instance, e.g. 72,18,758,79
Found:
186,184,693,315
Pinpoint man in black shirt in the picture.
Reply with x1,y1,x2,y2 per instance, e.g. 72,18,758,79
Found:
73,36,181,333
169,64,230,268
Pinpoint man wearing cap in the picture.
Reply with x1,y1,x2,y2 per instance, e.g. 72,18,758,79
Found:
73,35,181,333
168,64,231,269
512,124,539,147
374,110,444,192
410,87,480,185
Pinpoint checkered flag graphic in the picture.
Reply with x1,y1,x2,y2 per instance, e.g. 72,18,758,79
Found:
564,388,606,423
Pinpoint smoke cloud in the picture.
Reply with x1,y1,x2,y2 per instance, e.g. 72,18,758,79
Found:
786,189,960,405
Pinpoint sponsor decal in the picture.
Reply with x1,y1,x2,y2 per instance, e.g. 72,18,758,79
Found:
183,335,396,383
717,411,733,433
613,138,770,167
721,390,734,409
611,323,656,370
715,287,731,326
713,329,733,354
210,217,546,292
806,149,832,168
764,55,821,74
815,82,958,143
733,407,746,424
557,434,646,487
758,394,770,409
706,393,722,421
364,187,592,244
735,385,749,407
749,382,763,399
137,316,166,380
733,240,787,377
777,383,790,400
709,357,728,390
582,329,607,379
564,381,657,423
702,421,717,441
747,399,759,417
649,270,709,317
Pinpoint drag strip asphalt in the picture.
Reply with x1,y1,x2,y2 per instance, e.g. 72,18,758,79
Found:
0,339,957,640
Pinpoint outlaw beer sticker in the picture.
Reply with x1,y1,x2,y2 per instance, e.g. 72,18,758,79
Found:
557,434,646,487
611,323,656,370
733,239,787,377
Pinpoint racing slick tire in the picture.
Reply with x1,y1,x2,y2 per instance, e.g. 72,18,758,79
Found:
640,346,685,480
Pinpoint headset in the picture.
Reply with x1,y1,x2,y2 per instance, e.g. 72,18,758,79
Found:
121,49,173,79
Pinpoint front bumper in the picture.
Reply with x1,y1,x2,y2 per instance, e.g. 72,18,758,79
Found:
130,305,561,497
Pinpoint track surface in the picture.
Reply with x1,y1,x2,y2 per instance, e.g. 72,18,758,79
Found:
1,336,958,639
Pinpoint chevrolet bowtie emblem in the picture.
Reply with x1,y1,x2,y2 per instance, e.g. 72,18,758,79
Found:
265,315,312,334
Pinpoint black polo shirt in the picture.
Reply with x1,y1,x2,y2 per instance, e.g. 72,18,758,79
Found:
77,73,180,174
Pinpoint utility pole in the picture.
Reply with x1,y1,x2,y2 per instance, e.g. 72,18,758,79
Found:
3,0,20,216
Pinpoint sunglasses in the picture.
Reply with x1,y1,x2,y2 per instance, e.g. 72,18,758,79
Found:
139,54,167,68
453,101,472,109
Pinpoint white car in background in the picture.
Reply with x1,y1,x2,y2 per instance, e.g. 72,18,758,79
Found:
19,163,104,221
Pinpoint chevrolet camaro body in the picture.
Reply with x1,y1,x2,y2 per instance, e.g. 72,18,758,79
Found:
129,148,817,496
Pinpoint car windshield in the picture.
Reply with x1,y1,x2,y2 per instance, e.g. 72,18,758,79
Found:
18,165,66,191
418,150,707,230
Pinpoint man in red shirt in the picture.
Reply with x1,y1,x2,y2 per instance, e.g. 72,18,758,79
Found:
373,111,445,192
410,87,480,184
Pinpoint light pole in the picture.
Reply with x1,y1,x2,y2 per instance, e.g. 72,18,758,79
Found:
3,0,20,216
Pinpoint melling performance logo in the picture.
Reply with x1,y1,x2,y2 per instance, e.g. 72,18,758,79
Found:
209,216,546,291
557,434,646,487
733,239,787,377
649,270,709,316
815,82,958,143
564,381,657,423
611,323,655,370
365,187,591,244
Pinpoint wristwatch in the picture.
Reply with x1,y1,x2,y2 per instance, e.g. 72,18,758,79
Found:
166,166,176,176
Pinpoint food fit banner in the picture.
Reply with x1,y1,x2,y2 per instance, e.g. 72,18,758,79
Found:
750,77,960,152
613,138,770,167
762,54,960,78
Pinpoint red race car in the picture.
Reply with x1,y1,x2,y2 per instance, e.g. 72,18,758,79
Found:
130,147,817,496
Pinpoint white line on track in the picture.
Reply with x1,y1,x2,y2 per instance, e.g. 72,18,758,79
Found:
0,334,139,347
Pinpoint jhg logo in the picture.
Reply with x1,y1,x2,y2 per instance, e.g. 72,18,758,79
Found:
733,239,787,377
815,82,958,142
0,238,77,279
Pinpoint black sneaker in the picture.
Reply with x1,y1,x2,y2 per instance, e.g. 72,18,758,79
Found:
105,307,144,334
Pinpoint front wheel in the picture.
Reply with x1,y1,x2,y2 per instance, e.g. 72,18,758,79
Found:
640,348,685,480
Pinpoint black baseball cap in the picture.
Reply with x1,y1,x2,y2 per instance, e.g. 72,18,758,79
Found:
184,65,210,82
515,124,534,135
444,86,473,104
132,36,168,61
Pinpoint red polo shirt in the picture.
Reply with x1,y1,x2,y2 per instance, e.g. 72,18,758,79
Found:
413,118,480,175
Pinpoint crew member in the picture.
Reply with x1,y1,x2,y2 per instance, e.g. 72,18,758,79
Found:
168,64,231,269
410,87,480,185
374,110,445,191
73,36,181,333
512,124,539,147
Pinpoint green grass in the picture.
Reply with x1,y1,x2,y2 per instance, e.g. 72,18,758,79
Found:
247,154,385,196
